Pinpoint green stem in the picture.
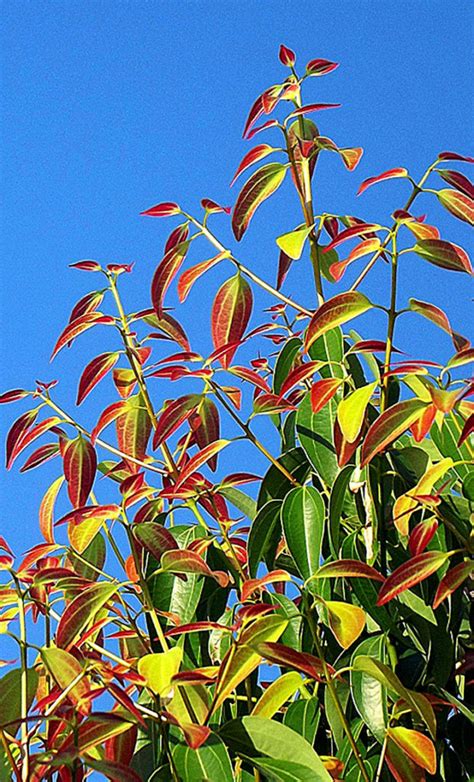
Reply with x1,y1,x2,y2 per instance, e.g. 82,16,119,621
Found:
381,232,399,412
13,581,29,782
304,595,370,782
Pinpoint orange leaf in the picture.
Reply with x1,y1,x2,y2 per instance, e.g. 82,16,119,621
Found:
388,727,436,774
377,551,449,606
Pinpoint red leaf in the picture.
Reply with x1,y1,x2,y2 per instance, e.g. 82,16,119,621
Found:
161,549,229,587
151,241,189,318
232,163,288,241
437,169,474,199
357,167,408,196
63,436,97,508
255,641,333,681
189,398,221,471
408,298,468,351
339,147,364,171
360,399,428,467
5,408,39,469
0,389,28,404
116,395,152,470
278,361,321,398
414,239,472,274
164,223,189,254
433,561,474,609
231,144,277,187
56,582,118,650
201,198,231,214
140,201,180,217
310,378,343,414
242,85,282,139
305,291,373,352
51,313,115,361
153,394,200,449
324,223,382,252
305,58,339,76
313,559,384,581
173,440,230,489
241,570,291,602
410,404,437,443
438,151,474,163
437,188,474,225
458,413,474,446
69,260,102,272
68,290,105,324
276,249,293,289
91,400,128,444
246,118,280,140
348,339,402,355
6,415,61,469
76,351,120,405
133,522,178,562
279,44,296,67
177,254,224,303
20,442,60,472
253,393,296,416
408,519,439,557
377,551,449,605
211,274,253,368
231,366,271,393
288,103,341,118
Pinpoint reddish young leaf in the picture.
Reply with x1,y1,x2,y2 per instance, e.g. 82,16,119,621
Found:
276,249,293,289
432,561,474,609
329,237,381,281
324,223,382,253
253,393,296,416
116,395,152,471
133,522,178,562
211,274,253,368
360,399,428,467
161,549,229,587
55,504,121,527
139,309,191,351
438,150,474,163
68,290,105,324
377,551,449,606
7,415,61,469
140,201,180,217
112,368,137,399
91,400,129,444
437,168,474,199
357,167,408,196
76,352,120,405
51,313,115,361
20,442,60,472
173,440,230,489
164,223,189,255
241,570,291,602
201,198,231,214
246,118,280,140
232,163,288,241
414,239,472,274
69,259,102,272
0,389,28,404
408,298,468,351
348,339,402,355
151,241,190,318
305,291,373,352
165,621,233,638
311,559,384,582
288,103,341,118
310,378,343,414
63,436,97,508
458,413,474,446
278,360,321,398
39,475,64,543
387,727,436,775
339,147,364,171
177,253,225,302
408,519,439,557
305,58,339,76
190,397,221,471
255,641,333,681
437,188,474,225
242,85,283,139
5,408,39,469
279,44,296,67
153,394,201,449
231,144,277,187
56,582,118,649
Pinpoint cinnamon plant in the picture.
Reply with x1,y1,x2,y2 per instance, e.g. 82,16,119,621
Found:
1,44,473,782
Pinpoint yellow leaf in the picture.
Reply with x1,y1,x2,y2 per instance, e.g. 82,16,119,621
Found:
251,671,302,718
138,647,183,698
337,382,377,442
325,601,365,649
393,457,453,536
276,225,313,260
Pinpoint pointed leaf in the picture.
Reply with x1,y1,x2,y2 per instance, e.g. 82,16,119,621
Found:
387,727,436,774
151,241,190,318
413,239,472,274
39,475,64,543
361,399,428,466
231,144,277,186
436,168,474,198
437,188,474,225
337,381,376,443
56,582,118,649
51,313,115,360
288,103,341,118
153,394,201,449
41,646,90,715
177,254,224,302
251,671,302,718
324,601,365,648
232,162,288,241
211,274,253,368
377,551,449,605
140,201,180,217
76,351,120,405
306,58,339,76
161,549,229,587
63,436,97,508
281,486,324,580
310,378,343,414
433,561,474,609
91,400,128,444
393,457,453,536
276,225,313,260
138,647,183,696
133,522,178,562
357,167,408,196
116,394,152,469
255,642,332,681
310,559,384,582
305,292,373,352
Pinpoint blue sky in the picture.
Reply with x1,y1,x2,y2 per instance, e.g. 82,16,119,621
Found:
1,1,473,559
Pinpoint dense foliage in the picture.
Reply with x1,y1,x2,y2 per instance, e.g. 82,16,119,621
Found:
1,44,473,782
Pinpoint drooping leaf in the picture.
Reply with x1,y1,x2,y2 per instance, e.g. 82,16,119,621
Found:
392,457,453,536
387,727,436,774
337,381,377,443
63,435,97,508
281,486,324,580
51,313,115,360
232,162,288,241
41,646,90,715
247,500,282,577
376,550,449,605
436,168,474,198
177,254,224,302
360,399,428,466
305,292,373,352
39,475,64,543
76,351,120,405
251,671,302,718
211,274,253,368
254,642,332,681
151,239,190,318
173,440,230,490
351,635,388,742
432,560,474,609
56,582,118,649
133,522,178,562
160,549,229,587
324,600,365,649
437,188,474,225
413,239,472,274
357,167,408,196
310,559,384,582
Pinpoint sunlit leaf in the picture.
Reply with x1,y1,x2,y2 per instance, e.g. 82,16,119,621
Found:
357,167,408,196
376,550,449,606
232,163,288,241
281,486,324,580
138,647,183,697
56,582,118,649
437,188,474,225
211,274,253,368
413,239,472,274
432,560,474,609
360,399,428,466
387,727,436,774
305,292,373,352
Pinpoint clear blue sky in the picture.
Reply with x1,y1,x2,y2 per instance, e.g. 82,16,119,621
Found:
1,1,473,560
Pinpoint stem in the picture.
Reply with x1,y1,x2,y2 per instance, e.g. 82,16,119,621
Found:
381,231,399,412
13,581,29,782
183,214,312,316
375,735,389,782
0,730,21,782
211,381,300,486
304,595,370,782
350,159,439,291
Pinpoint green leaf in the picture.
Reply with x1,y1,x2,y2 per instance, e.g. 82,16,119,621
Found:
308,326,344,380
351,635,388,742
220,716,332,781
328,466,354,557
273,337,303,394
172,733,234,782
257,448,311,508
220,486,257,520
296,392,339,486
276,225,313,259
0,667,38,734
251,757,328,782
247,500,282,577
283,697,320,744
281,486,325,581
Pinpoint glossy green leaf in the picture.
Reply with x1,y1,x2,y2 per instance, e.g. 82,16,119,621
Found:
251,671,302,717
351,635,388,742
296,392,339,486
247,500,282,577
0,667,38,734
172,734,234,782
283,697,320,745
281,486,324,580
